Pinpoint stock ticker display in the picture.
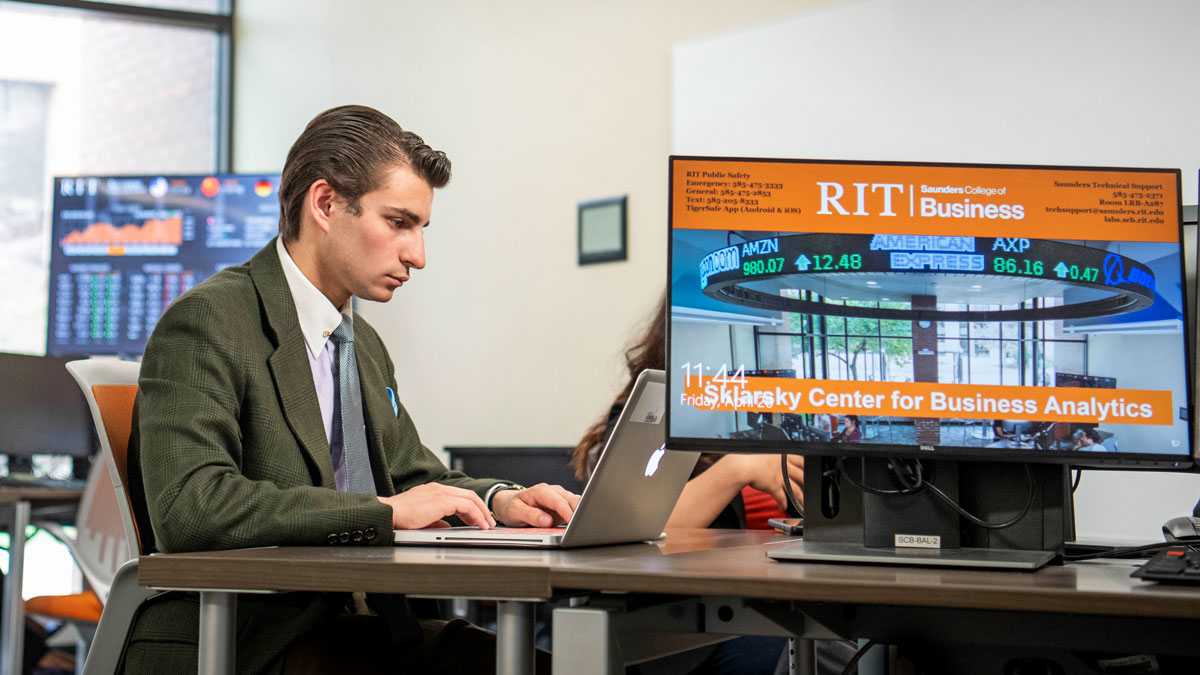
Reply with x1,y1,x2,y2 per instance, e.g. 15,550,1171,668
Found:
47,174,280,356
668,157,1190,461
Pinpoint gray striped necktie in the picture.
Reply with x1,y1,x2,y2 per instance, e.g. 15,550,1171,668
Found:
332,316,376,494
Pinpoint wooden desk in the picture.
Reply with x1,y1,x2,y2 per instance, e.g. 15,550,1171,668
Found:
0,485,83,675
140,529,1200,675
550,534,1200,674
137,529,761,675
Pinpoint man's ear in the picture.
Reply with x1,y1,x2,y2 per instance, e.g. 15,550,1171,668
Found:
307,179,337,234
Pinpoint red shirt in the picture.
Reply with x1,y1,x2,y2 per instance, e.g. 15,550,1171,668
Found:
741,486,789,529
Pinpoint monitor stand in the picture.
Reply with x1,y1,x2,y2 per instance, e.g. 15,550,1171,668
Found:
767,540,1054,569
768,457,1068,571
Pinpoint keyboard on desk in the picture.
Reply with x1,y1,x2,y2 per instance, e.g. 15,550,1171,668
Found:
1131,546,1200,584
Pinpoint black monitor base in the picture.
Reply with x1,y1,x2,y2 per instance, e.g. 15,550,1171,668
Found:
767,540,1055,570
794,457,1071,570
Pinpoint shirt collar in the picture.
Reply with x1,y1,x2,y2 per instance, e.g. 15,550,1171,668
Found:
276,237,351,358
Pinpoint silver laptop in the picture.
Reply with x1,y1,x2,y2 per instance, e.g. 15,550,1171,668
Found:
393,369,698,548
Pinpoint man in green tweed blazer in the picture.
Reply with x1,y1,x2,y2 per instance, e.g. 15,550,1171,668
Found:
123,105,579,675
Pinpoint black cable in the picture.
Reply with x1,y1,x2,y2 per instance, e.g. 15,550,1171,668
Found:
836,456,1036,529
839,639,879,675
835,456,921,496
781,453,804,519
920,464,1035,530
889,458,924,492
1064,540,1198,562
1071,468,1082,493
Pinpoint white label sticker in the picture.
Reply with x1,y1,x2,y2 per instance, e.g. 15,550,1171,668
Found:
629,381,666,424
894,534,942,549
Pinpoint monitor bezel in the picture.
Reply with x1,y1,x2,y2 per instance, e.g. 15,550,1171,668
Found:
665,155,1193,470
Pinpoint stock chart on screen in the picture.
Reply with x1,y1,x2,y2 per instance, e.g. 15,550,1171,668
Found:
47,174,280,356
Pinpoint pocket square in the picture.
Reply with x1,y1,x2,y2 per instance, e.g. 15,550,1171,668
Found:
385,387,399,417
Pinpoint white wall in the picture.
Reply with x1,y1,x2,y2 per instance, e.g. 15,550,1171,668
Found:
672,0,1200,541
673,0,1200,201
232,2,808,459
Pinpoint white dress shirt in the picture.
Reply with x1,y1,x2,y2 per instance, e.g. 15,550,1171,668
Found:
275,237,353,491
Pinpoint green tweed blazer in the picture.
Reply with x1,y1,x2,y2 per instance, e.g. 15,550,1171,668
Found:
122,240,498,675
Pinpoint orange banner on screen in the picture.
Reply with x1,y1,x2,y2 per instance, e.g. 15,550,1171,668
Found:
671,158,1180,243
681,376,1173,426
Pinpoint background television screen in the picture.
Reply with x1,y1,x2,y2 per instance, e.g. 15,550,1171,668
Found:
46,173,280,356
667,157,1192,468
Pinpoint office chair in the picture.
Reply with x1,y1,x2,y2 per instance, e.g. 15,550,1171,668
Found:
24,456,126,671
60,359,160,675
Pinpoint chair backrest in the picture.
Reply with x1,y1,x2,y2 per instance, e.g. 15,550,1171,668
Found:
66,360,143,565
66,449,128,601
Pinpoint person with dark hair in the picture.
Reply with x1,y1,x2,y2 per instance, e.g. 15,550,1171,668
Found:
571,295,804,530
992,419,1017,442
1074,427,1104,450
126,105,578,675
832,414,862,443
572,295,803,674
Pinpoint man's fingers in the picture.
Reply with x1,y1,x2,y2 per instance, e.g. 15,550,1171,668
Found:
448,493,495,529
527,485,576,524
504,496,555,527
558,486,582,511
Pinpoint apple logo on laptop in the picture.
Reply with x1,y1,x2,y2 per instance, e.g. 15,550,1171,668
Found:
645,444,666,477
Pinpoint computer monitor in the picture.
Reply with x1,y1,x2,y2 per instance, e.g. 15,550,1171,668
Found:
46,173,281,357
0,353,97,470
666,156,1192,567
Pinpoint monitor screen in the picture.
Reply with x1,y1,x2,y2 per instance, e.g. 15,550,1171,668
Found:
667,157,1192,469
46,173,281,357
0,353,96,459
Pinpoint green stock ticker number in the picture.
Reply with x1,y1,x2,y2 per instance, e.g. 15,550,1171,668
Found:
992,256,1043,276
791,253,863,273
1055,263,1099,282
743,257,787,276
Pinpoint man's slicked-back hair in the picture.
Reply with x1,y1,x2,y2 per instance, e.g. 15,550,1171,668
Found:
277,104,451,241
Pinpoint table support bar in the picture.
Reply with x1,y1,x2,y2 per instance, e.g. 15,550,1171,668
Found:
552,607,621,675
1,501,30,675
496,600,535,675
198,591,235,675
788,637,816,675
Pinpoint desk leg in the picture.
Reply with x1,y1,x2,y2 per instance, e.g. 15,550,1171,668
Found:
858,639,887,675
496,600,534,675
788,637,816,675
197,591,235,675
551,607,621,675
2,500,30,675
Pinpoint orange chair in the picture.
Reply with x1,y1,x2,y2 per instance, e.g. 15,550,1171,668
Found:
50,359,158,675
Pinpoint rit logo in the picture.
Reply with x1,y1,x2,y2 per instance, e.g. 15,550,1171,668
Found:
816,181,905,217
